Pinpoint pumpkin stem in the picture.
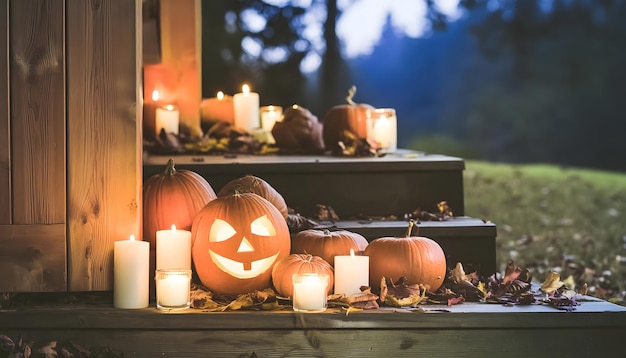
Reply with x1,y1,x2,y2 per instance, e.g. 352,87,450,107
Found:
232,183,250,195
346,85,357,105
303,253,313,262
323,229,332,237
405,219,417,238
163,158,177,177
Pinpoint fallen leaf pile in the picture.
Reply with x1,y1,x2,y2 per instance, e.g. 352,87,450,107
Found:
145,121,278,156
189,259,588,312
425,261,585,311
0,334,122,358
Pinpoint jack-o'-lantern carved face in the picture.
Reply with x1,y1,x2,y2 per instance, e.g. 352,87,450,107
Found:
191,193,290,296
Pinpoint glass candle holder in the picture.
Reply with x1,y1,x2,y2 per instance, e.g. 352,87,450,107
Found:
155,269,192,310
366,108,397,153
260,105,283,131
292,273,329,313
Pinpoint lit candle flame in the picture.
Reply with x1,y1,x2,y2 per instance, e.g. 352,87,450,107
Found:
350,248,355,257
217,91,224,100
171,224,177,231
151,90,160,102
242,84,250,95
165,104,174,111
130,234,136,241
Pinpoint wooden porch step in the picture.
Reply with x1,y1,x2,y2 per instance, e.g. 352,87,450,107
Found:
1,299,624,357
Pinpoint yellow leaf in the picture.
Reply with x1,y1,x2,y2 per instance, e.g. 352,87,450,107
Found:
477,281,488,300
540,271,564,294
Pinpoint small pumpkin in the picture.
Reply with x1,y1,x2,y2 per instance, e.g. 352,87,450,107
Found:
364,220,446,292
143,158,217,246
217,175,288,219
271,105,324,152
322,86,374,151
291,229,369,266
191,193,290,296
271,253,334,298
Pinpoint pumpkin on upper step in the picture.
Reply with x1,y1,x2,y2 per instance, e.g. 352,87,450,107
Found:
322,86,374,151
271,105,324,152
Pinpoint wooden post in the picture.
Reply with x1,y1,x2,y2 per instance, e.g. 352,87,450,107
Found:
143,0,202,139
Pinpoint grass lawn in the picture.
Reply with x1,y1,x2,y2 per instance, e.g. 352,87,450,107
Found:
463,161,626,304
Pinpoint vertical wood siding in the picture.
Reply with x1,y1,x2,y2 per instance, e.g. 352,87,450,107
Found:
9,0,65,225
66,0,141,291
0,0,140,292
0,0,67,292
0,0,9,224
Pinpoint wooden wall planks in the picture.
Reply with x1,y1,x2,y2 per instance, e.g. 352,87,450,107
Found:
8,0,65,225
0,0,141,292
0,0,67,292
66,0,142,291
0,0,9,224
0,224,66,291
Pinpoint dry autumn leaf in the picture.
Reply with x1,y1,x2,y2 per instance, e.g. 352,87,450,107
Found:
541,271,565,294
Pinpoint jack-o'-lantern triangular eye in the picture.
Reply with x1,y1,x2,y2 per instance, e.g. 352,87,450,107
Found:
210,218,236,242
250,215,276,236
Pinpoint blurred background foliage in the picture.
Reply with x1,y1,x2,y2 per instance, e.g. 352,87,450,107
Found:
200,0,626,172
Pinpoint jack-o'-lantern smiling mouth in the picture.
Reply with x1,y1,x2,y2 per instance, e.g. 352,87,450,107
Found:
209,250,279,279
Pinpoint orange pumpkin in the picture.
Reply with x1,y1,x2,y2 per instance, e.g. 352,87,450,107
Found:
291,229,369,267
364,220,446,292
217,175,288,219
143,158,216,246
271,253,334,298
322,86,374,150
191,193,290,296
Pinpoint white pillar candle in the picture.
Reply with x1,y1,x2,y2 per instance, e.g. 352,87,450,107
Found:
155,104,180,136
114,235,150,309
200,91,235,124
334,249,369,296
155,269,192,310
233,84,260,132
156,225,192,270
292,273,329,312
366,108,397,152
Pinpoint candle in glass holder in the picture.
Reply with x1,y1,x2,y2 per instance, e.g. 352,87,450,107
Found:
233,84,260,132
334,249,369,296
156,225,192,270
155,104,180,136
114,235,149,309
260,105,283,131
366,108,397,152
292,273,329,313
155,269,192,310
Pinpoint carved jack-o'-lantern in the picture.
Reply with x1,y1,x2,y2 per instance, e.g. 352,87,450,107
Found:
191,193,290,296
